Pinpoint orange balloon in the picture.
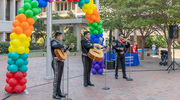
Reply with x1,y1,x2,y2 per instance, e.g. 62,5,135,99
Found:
85,13,91,19
24,29,32,37
21,22,29,31
29,25,34,31
18,14,27,22
12,28,16,33
15,26,23,34
95,17,100,23
90,15,96,21
88,20,94,24
26,18,35,26
15,16,19,20
12,20,20,27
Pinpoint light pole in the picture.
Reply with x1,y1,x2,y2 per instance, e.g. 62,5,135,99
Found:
95,0,99,11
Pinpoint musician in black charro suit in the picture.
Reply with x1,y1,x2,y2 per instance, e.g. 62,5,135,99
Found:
113,33,130,80
51,32,74,99
81,31,100,87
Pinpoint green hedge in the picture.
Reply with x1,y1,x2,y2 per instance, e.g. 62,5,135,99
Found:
0,42,10,54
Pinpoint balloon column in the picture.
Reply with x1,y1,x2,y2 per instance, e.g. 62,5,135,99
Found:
5,0,104,93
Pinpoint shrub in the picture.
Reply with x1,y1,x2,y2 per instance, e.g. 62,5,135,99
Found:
0,42,10,54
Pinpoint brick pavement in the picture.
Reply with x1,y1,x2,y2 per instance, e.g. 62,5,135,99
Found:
1,55,180,100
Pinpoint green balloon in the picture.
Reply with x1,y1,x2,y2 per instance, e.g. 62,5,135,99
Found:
24,60,29,65
93,30,98,35
99,29,104,33
89,26,95,31
7,58,15,65
31,0,39,8
88,23,91,26
7,65,11,71
8,53,12,58
19,65,28,73
15,59,25,67
11,52,19,61
37,7,42,14
18,8,25,14
89,31,93,34
24,3,32,10
32,8,39,16
92,22,98,27
96,25,102,31
32,16,37,21
98,20,103,25
24,0,31,3
9,64,18,73
25,10,33,18
20,53,28,60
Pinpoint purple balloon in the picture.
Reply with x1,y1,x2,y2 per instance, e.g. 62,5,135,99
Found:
98,60,104,65
101,64,105,68
92,65,94,68
93,60,97,65
94,64,100,70
98,68,103,74
92,68,97,74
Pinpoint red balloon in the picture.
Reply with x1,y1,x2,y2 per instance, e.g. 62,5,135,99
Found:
18,77,27,85
14,85,22,93
6,78,10,83
68,0,73,2
22,85,26,91
74,0,79,2
8,78,17,87
6,71,14,79
23,72,27,77
5,84,13,93
14,71,23,80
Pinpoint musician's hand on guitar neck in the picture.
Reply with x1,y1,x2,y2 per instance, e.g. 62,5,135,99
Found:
95,45,100,49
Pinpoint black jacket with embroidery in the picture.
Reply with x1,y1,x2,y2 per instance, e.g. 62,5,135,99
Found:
81,38,94,54
51,39,67,57
112,39,130,53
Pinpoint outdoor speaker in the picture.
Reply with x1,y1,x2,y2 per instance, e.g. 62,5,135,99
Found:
169,25,179,39
105,60,115,69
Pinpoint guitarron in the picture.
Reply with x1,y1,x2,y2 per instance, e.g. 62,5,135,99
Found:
88,44,104,61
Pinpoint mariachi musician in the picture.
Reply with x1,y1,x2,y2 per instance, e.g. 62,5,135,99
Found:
81,31,100,87
51,32,74,99
112,33,130,80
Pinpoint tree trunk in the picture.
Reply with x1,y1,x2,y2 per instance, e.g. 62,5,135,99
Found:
167,40,172,66
141,38,145,60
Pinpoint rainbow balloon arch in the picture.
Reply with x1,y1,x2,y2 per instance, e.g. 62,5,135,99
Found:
5,0,104,93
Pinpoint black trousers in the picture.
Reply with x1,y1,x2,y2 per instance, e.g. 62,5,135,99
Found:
115,53,126,78
52,59,64,96
82,55,93,85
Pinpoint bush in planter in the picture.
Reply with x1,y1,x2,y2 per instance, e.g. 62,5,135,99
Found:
0,42,10,54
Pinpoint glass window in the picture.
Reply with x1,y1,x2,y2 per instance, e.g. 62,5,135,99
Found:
57,3,60,11
65,2,67,10
68,2,71,10
6,0,10,21
15,1,18,16
61,3,64,11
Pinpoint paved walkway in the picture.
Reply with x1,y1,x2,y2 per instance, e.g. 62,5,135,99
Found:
1,54,180,100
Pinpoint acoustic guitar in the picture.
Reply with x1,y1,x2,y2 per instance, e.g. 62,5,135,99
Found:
55,43,74,61
88,43,104,61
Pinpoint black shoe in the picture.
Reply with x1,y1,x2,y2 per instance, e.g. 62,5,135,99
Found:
88,83,94,86
58,93,66,98
84,83,88,87
123,76,127,79
53,95,61,99
115,77,118,79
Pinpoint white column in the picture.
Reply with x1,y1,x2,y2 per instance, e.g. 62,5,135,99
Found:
95,0,99,11
76,24,81,51
10,0,16,21
0,0,6,20
45,3,53,79
0,32,6,42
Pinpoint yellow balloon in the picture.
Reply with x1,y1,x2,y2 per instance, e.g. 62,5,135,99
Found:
87,9,93,14
82,0,96,14
10,33,18,40
8,46,16,53
25,48,30,54
17,46,25,54
18,34,27,41
27,37,31,42
10,39,21,47
21,41,30,48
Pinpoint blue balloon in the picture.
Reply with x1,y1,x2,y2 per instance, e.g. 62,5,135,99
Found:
73,1,78,4
7,65,11,71
20,53,28,60
9,64,18,73
101,43,103,45
85,0,90,4
8,53,12,58
97,33,103,38
15,59,25,67
11,52,19,61
19,65,28,72
7,58,15,65
24,60,29,65
94,38,99,43
38,0,47,8
90,34,96,40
